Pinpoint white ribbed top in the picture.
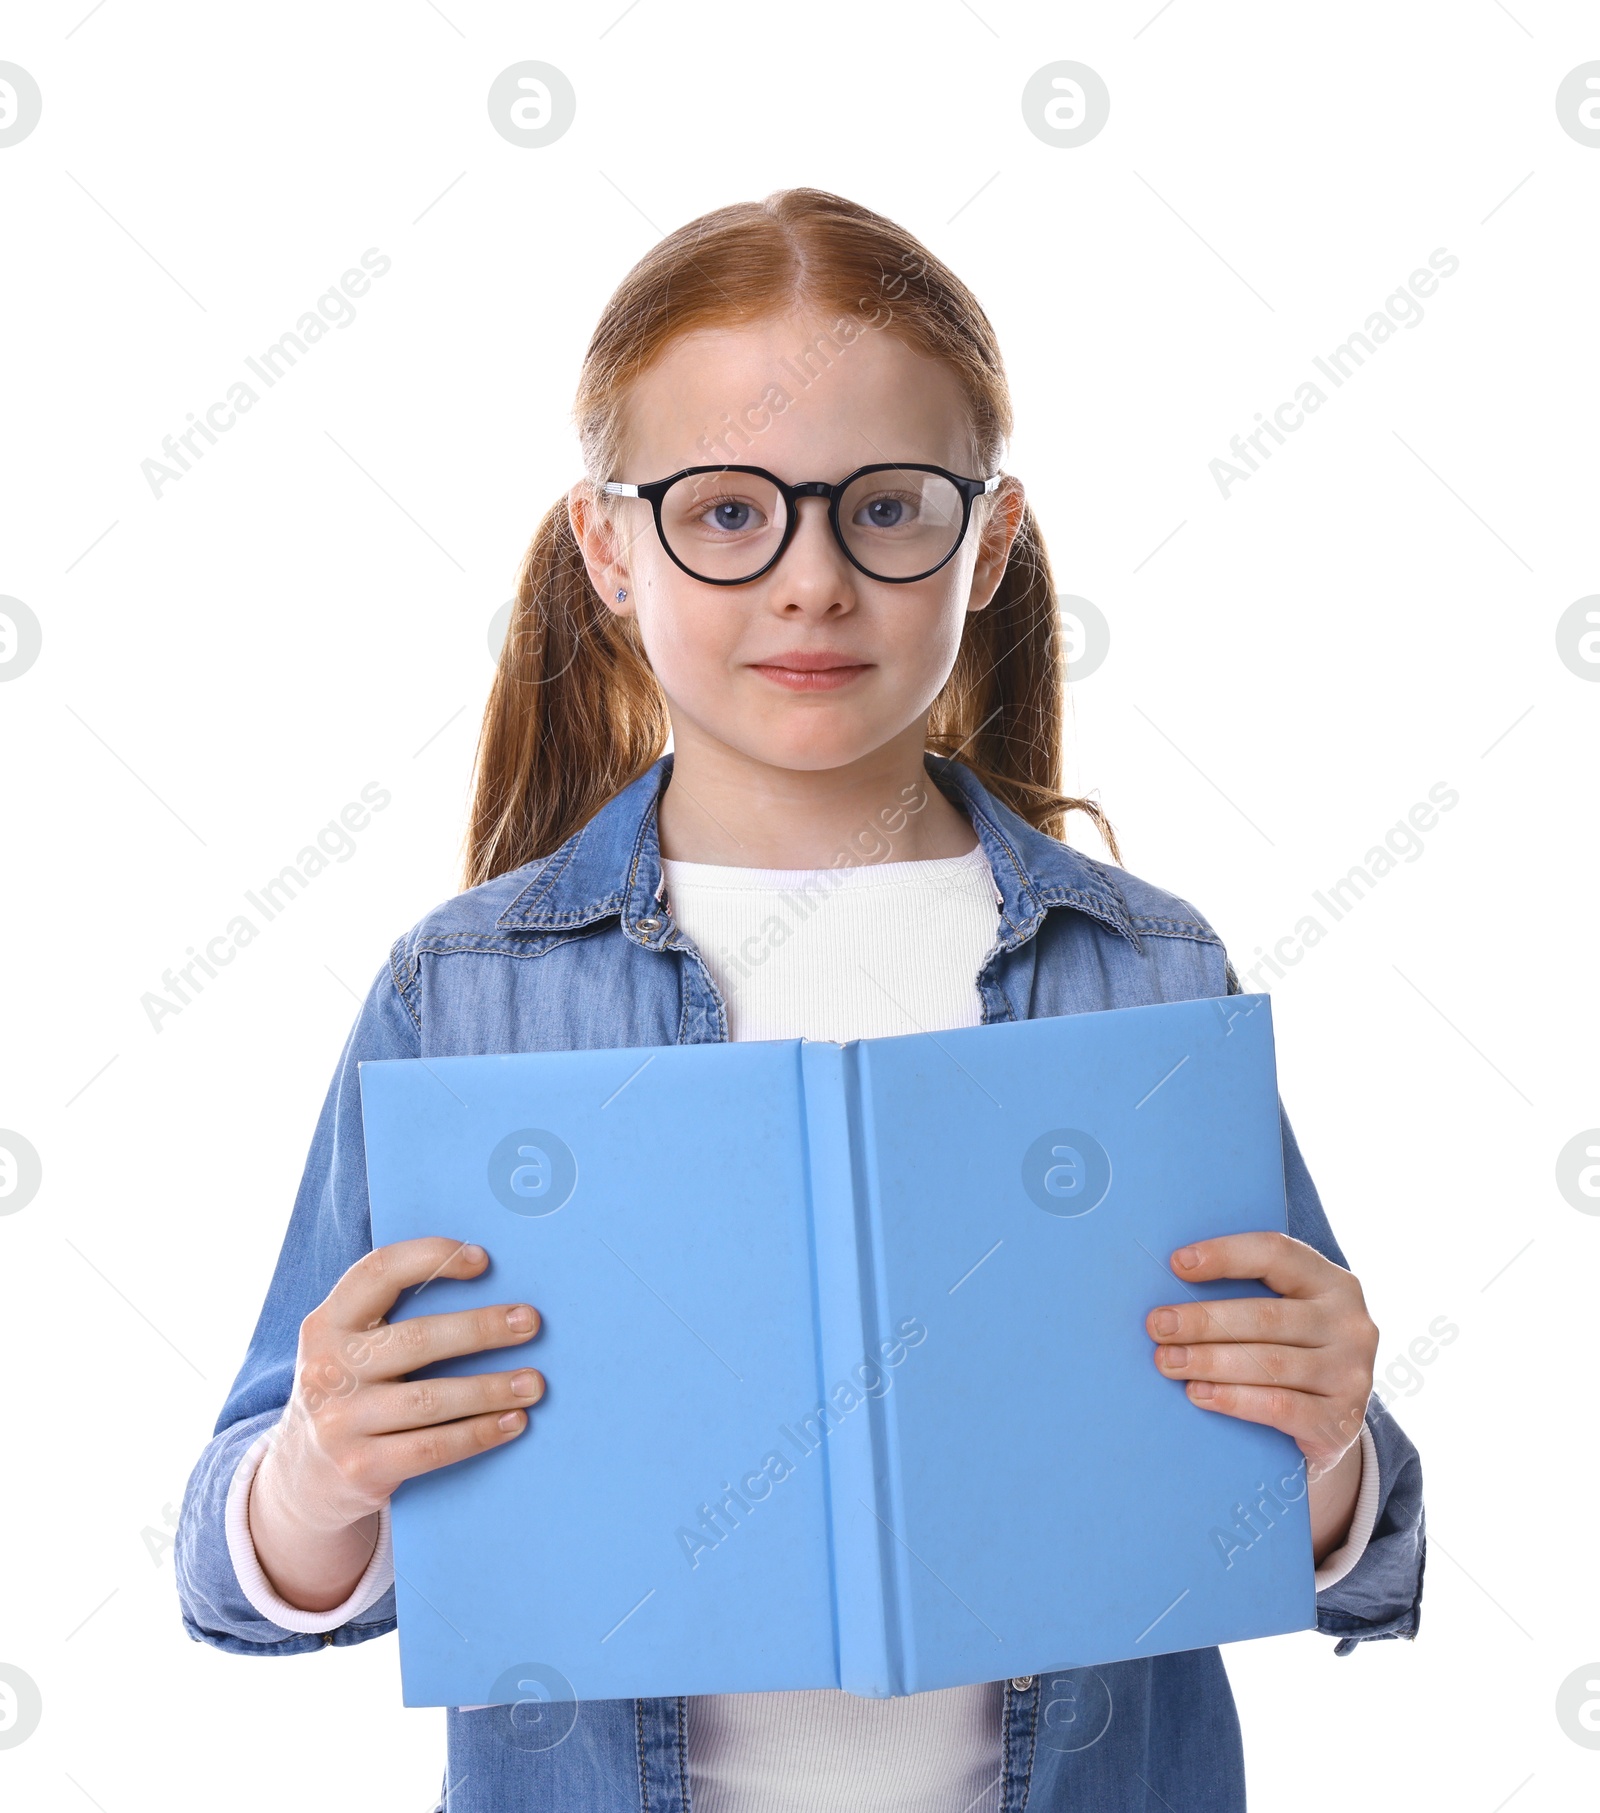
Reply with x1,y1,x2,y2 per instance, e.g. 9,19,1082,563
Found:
659,842,1003,1046
687,1682,1004,1813
662,840,1005,1813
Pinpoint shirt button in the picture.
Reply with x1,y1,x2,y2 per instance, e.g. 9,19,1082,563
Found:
1011,1675,1034,1691
637,916,661,932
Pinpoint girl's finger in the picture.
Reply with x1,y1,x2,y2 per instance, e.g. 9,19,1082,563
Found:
348,1366,546,1436
1144,1293,1327,1348
323,1237,494,1332
352,1410,532,1498
336,1300,543,1383
1180,1378,1362,1457
1168,1230,1347,1297
1154,1339,1329,1394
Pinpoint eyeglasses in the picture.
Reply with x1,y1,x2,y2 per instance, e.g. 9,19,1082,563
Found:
601,462,1003,586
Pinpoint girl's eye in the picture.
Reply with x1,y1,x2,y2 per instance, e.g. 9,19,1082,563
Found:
697,495,767,535
852,492,919,530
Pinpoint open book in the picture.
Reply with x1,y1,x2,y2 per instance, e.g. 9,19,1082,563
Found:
358,992,1315,1710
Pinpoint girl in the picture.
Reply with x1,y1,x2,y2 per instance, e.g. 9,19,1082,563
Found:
176,188,1424,1813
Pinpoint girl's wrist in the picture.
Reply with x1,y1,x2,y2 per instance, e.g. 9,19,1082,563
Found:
248,1434,383,1612
1306,1431,1364,1564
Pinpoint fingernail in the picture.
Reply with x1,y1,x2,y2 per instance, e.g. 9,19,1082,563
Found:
1152,1309,1180,1335
464,1244,487,1265
1162,1345,1189,1368
1175,1246,1202,1270
507,1305,534,1332
498,1411,525,1433
511,1370,542,1398
1190,1380,1216,1400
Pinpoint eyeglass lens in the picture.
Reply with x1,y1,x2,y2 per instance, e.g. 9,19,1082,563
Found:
657,468,966,582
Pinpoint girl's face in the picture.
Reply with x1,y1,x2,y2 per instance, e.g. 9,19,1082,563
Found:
570,311,1024,776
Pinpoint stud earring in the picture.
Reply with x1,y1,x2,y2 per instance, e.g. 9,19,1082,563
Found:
615,588,627,602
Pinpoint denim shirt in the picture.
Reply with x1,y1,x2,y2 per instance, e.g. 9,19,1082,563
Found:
175,749,1425,1813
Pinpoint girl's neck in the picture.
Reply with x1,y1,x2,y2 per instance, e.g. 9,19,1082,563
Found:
656,730,979,870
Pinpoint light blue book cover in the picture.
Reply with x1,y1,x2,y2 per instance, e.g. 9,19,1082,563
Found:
358,992,1316,1710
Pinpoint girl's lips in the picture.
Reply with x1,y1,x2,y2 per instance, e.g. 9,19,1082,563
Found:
749,662,872,692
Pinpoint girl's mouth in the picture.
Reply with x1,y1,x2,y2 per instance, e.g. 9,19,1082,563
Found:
748,657,873,692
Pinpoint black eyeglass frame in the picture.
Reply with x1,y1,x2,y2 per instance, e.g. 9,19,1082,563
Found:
601,461,1004,587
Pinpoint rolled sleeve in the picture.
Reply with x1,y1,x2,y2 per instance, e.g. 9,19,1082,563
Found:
173,943,417,1655
224,1425,396,1634
1314,1391,1426,1653
1278,1104,1426,1652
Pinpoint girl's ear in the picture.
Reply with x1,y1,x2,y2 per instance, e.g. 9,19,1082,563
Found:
568,479,635,617
965,475,1027,615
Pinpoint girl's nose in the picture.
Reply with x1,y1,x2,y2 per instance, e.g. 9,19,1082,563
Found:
780,496,852,584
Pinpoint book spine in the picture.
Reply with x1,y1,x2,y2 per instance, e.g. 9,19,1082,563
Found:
799,1040,902,1696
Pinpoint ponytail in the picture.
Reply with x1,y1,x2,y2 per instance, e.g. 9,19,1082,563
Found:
927,500,1121,863
461,496,668,891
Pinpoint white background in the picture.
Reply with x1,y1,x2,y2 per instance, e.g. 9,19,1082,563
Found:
2,2,1596,1807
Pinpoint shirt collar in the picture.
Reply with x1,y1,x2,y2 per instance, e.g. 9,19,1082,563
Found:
494,749,1141,953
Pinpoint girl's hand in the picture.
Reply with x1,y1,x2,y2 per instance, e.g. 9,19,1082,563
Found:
249,1236,544,1612
1144,1232,1378,1559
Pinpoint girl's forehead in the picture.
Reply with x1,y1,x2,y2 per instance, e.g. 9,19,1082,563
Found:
616,313,979,475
